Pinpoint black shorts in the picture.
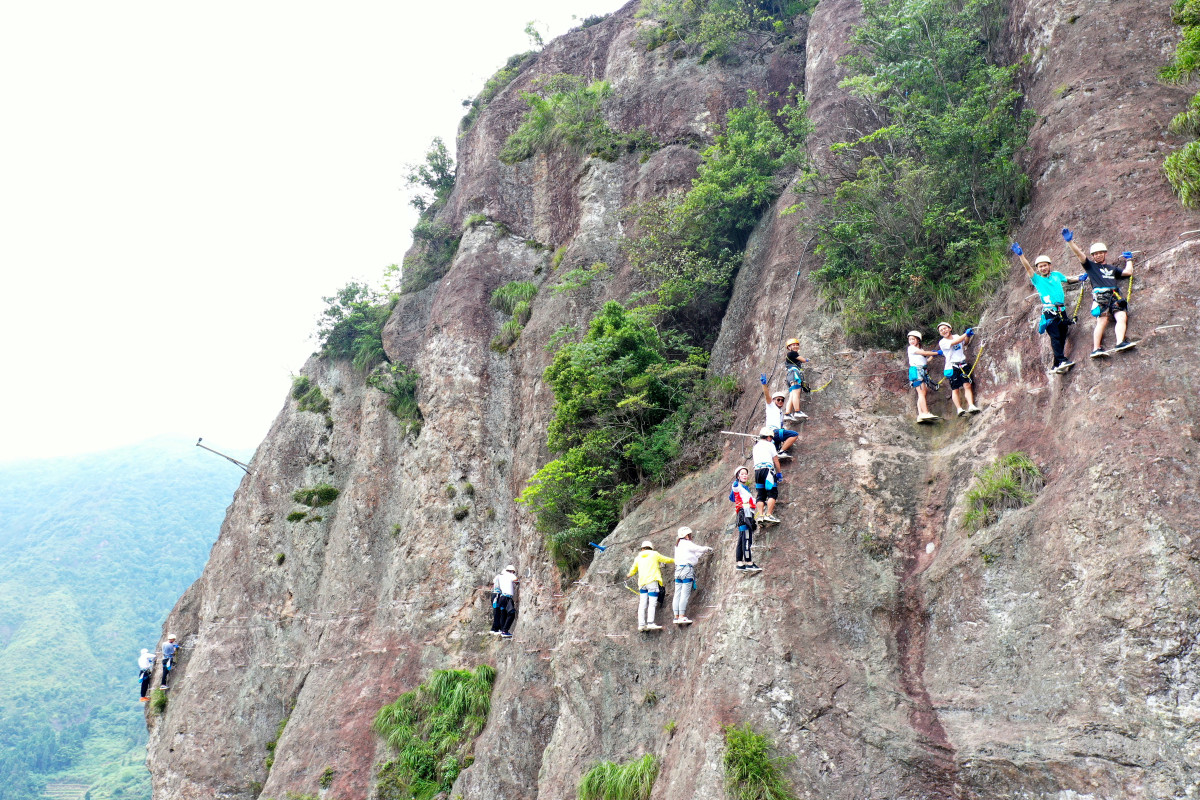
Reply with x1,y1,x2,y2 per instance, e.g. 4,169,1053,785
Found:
1092,291,1127,317
945,364,972,390
754,467,777,502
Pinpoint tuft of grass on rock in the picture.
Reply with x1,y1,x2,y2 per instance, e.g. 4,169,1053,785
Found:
962,452,1043,532
723,723,798,800
577,754,660,800
292,484,340,508
150,689,168,715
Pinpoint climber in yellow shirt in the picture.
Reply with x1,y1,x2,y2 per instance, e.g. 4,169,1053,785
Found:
627,541,673,632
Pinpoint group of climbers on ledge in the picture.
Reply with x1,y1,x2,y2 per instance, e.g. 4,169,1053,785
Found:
136,633,179,702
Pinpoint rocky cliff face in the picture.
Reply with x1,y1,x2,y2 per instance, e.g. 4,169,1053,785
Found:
146,1,1200,799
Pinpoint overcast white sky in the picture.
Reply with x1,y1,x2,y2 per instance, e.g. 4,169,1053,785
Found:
0,0,629,463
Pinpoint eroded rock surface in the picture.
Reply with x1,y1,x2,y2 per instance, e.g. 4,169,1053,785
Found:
148,2,1200,799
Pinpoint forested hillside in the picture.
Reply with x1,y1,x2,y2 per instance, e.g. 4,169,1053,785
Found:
0,439,247,800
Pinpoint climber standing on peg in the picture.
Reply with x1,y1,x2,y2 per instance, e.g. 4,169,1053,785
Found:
937,322,980,417
1012,242,1081,374
906,331,941,422
627,541,673,632
1061,228,1137,357
672,527,713,625
759,374,798,461
752,427,783,524
782,339,809,423
137,648,155,702
160,633,179,690
729,467,763,571
490,564,519,639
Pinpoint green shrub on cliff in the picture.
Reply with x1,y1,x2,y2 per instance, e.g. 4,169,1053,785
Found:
367,362,423,437
460,50,538,133
499,74,658,164
810,0,1031,345
489,281,539,352
373,665,496,800
1162,0,1200,206
290,375,330,415
318,282,396,370
292,484,339,508
517,301,737,573
577,754,660,800
723,723,798,800
962,452,1043,532
622,89,810,323
404,137,456,214
637,0,811,61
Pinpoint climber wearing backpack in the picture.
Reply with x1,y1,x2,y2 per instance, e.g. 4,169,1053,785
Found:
729,467,762,572
490,565,519,639
160,633,179,689
138,648,155,702
671,527,712,625
1061,228,1137,357
758,375,798,461
627,541,673,632
782,339,809,423
937,322,980,417
751,427,783,524
906,331,941,422
1011,243,1081,374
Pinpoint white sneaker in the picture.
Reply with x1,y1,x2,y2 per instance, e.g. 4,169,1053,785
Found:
638,625,647,632
678,617,693,625
645,623,662,631
967,404,981,414
776,450,793,461
793,411,808,420
956,408,967,417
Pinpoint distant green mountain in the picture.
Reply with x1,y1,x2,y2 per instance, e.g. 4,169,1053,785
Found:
0,438,249,800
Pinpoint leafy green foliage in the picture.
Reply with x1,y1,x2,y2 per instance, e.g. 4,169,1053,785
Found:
319,767,335,789
962,452,1043,532
1162,0,1200,206
723,723,798,800
317,282,396,370
490,282,539,352
264,717,288,772
394,220,462,295
577,754,660,800
554,262,611,294
810,0,1031,345
373,665,496,800
464,213,488,229
292,484,340,508
636,0,810,61
622,90,810,326
499,75,658,165
404,138,456,214
0,440,244,800
517,302,737,573
367,363,423,437
289,376,330,415
460,51,538,133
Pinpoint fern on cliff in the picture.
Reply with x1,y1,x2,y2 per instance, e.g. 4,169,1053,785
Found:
373,665,496,800
810,0,1032,346
1162,0,1200,207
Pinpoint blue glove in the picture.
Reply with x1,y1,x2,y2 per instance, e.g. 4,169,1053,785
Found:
759,374,768,385
935,349,944,356
1062,228,1073,242
1077,273,1088,282
1122,251,1132,259
775,472,783,482
1011,242,1022,255
965,327,975,337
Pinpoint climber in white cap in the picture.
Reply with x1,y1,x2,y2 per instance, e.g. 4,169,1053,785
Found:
627,541,673,632
137,648,156,702
1061,227,1137,357
490,564,519,639
671,527,712,625
160,633,179,690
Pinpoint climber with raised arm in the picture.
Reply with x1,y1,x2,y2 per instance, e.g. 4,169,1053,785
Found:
138,648,155,702
752,427,783,525
782,339,809,423
490,564,519,639
1012,242,1081,374
729,467,762,572
160,633,179,690
937,322,980,417
627,541,673,632
1061,228,1136,357
671,527,713,625
906,331,941,422
759,375,798,461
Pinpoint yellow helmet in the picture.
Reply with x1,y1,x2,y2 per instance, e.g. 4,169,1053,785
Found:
785,338,800,347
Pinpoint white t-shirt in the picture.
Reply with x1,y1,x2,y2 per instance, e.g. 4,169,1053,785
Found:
763,400,783,430
939,336,967,365
907,344,927,367
673,539,712,567
138,651,155,671
495,571,518,596
751,440,777,469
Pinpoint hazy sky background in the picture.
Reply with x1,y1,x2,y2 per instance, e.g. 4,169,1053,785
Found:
1,0,628,463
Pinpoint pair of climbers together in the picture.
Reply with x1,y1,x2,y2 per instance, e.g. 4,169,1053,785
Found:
136,633,179,703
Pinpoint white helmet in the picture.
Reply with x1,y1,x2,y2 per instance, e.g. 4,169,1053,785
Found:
1034,254,1052,266
907,330,922,341
504,564,516,573
676,526,693,541
1089,242,1108,254
771,391,787,400
758,426,774,438
640,541,654,550
167,633,177,640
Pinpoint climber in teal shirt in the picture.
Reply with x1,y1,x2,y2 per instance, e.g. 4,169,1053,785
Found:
1012,243,1080,374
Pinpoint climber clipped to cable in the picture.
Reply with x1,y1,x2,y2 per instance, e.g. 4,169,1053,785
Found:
490,564,519,639
627,541,673,632
1062,228,1138,358
936,322,981,417
671,526,712,625
1012,242,1082,375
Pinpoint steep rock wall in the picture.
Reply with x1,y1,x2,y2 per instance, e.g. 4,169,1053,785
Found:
147,1,1200,799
